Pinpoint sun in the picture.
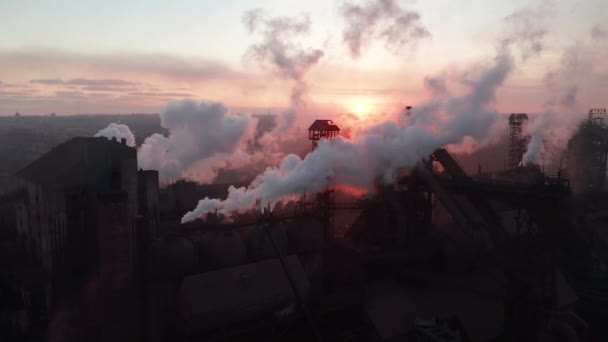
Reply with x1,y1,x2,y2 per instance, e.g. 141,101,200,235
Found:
352,102,369,116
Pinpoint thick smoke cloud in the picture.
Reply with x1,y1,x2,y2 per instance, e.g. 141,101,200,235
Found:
340,0,430,58
94,123,136,147
182,43,514,223
243,9,323,130
138,99,255,182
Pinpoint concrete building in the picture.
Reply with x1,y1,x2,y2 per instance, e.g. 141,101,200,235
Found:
14,136,160,341
138,169,160,240
16,137,138,286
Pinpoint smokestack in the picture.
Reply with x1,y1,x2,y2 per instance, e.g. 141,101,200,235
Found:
111,136,117,142
121,137,126,145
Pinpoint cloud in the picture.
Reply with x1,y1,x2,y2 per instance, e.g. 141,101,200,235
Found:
0,81,28,89
340,0,430,58
30,78,135,86
30,78,64,85
68,78,134,86
81,85,138,92
127,91,194,97
1,50,242,82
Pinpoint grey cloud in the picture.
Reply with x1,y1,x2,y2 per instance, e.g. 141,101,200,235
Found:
340,0,430,58
30,78,64,85
31,78,135,86
128,91,194,97
81,85,138,92
0,81,27,88
2,50,243,81
67,78,134,86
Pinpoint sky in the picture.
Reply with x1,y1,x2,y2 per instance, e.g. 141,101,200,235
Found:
0,0,606,116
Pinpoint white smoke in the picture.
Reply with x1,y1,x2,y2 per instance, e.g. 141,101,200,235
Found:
340,0,430,58
94,123,136,147
522,24,608,165
243,9,324,130
137,99,256,183
182,43,514,223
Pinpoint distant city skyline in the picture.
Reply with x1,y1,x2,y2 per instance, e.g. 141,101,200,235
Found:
0,0,606,116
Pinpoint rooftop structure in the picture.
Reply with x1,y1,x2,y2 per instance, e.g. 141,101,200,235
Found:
308,120,340,151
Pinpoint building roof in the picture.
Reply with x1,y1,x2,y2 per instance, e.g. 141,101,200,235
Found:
509,113,528,123
308,120,340,132
178,255,309,333
17,137,135,189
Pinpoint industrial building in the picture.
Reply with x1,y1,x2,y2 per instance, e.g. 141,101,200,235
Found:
2,109,608,341
1,136,160,341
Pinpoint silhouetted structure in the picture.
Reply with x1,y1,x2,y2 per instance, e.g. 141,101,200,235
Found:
308,120,340,151
5,110,608,341
508,113,530,168
308,120,341,240
568,108,608,193
13,136,160,341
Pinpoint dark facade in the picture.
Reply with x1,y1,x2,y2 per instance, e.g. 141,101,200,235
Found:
508,113,530,168
13,136,161,341
308,120,340,151
16,137,138,289
567,115,608,193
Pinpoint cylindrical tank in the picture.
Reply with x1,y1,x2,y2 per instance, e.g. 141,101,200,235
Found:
153,236,196,276
196,230,247,268
245,224,288,260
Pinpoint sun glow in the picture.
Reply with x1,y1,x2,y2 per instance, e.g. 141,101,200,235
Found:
352,102,369,117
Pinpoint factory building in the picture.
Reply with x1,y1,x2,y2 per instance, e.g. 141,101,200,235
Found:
11,136,160,341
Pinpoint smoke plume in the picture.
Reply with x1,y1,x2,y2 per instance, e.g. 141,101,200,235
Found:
340,0,430,58
502,2,551,60
138,99,255,182
522,25,607,165
243,9,324,130
182,43,514,223
94,123,136,147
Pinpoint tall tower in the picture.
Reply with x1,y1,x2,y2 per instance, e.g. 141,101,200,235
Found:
307,120,340,240
568,108,608,192
508,113,530,168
